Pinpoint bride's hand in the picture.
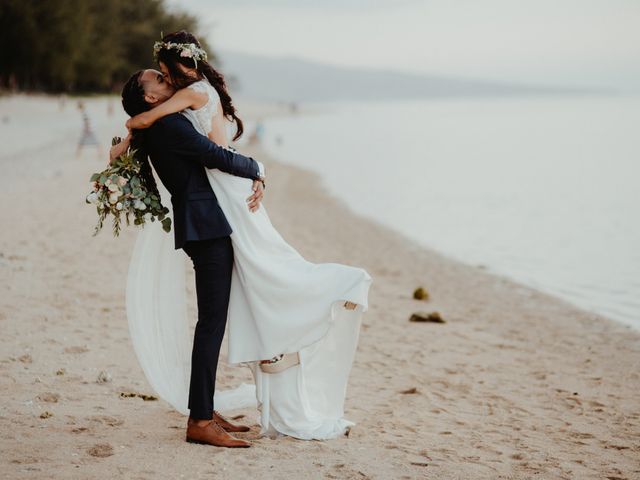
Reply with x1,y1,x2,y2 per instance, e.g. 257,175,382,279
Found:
246,179,264,212
109,132,131,164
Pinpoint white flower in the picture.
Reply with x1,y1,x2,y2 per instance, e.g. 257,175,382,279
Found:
105,178,112,186
116,202,123,211
134,199,147,211
86,192,99,204
109,193,119,204
117,176,128,187
107,183,120,193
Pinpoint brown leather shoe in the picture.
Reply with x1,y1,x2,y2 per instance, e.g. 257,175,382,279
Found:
186,418,251,448
213,410,251,433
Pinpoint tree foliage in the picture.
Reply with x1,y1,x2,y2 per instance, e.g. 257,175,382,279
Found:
0,0,212,93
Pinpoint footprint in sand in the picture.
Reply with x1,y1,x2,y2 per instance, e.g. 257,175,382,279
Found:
37,392,60,403
17,353,33,363
87,443,114,458
604,443,630,451
64,346,89,354
9,455,40,465
571,431,595,440
86,415,124,427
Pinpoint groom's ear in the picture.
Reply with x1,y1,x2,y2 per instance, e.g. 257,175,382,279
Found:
143,93,157,104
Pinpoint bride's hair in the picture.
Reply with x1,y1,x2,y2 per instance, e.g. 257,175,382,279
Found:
156,30,244,141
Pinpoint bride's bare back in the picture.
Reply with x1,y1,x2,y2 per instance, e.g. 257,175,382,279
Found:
207,98,228,148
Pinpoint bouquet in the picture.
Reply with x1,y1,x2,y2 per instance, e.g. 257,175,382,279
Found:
86,137,171,236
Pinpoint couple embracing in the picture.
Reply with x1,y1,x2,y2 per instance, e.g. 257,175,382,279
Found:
111,31,371,448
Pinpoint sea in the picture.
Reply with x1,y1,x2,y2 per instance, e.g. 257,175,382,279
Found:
258,94,640,328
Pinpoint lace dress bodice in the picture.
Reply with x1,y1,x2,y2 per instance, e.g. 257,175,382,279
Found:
182,79,220,136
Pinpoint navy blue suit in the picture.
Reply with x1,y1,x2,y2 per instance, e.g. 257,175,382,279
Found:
146,113,261,250
145,113,261,420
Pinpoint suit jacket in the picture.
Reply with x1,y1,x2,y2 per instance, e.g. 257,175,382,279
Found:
144,113,261,250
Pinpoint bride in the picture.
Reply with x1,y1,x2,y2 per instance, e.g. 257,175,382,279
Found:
119,31,372,442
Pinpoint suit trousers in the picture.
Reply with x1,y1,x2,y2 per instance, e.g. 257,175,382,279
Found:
182,236,234,419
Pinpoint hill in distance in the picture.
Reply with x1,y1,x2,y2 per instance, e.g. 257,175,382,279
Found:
218,50,600,102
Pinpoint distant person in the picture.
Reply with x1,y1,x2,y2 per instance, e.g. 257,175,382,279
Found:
116,30,371,448
76,101,100,158
247,119,264,145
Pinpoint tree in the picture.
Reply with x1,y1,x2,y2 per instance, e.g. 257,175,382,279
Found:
0,0,210,93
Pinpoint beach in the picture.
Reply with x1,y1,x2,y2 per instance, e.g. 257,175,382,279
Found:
1,95,639,480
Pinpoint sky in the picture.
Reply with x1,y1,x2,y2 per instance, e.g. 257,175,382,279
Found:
167,0,640,91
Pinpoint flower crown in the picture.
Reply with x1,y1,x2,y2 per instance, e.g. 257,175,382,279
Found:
153,40,208,67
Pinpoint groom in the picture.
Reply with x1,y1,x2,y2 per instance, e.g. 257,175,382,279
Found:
117,69,265,448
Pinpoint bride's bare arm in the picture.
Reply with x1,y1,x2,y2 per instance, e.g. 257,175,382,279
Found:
125,88,207,130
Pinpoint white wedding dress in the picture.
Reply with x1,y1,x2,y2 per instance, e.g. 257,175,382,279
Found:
126,79,372,439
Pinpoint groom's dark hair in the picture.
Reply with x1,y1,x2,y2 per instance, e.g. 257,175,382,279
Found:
120,70,159,199
122,70,151,117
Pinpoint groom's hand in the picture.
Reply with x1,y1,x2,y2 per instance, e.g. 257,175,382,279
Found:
246,179,264,212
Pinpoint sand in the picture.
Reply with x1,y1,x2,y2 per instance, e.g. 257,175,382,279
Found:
0,95,639,480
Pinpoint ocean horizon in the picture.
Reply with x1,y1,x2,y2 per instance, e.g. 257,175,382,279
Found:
260,93,640,329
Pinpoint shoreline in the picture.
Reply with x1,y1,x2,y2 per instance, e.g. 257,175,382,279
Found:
255,95,640,330
258,134,636,332
1,96,638,479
